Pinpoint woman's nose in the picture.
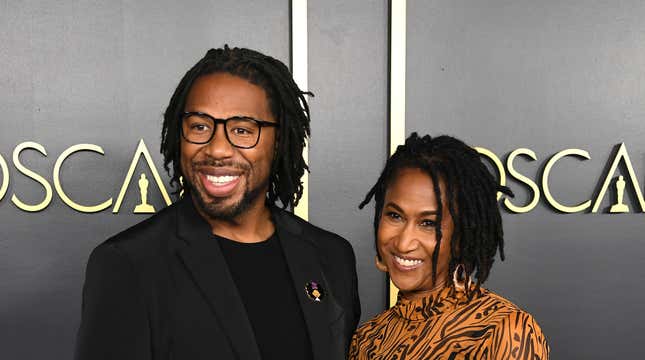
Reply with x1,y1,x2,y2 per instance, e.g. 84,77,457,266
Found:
393,222,419,253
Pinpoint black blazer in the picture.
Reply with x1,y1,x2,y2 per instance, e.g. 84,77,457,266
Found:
75,198,361,360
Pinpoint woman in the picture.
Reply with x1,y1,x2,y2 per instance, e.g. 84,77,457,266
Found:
350,133,549,360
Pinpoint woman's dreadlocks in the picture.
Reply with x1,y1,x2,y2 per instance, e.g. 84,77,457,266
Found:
359,133,514,286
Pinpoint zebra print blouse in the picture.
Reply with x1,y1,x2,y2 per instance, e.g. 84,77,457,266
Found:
349,285,549,359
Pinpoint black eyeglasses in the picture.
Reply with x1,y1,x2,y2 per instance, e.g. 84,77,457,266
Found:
181,112,279,149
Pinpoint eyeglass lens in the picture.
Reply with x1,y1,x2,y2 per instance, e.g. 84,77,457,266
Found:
182,114,260,148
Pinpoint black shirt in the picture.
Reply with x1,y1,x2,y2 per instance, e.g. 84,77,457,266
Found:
217,233,314,360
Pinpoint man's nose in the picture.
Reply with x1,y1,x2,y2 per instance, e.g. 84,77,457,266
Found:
204,123,234,158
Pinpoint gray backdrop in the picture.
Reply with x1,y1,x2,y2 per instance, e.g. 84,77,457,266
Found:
1,1,644,359
407,1,645,359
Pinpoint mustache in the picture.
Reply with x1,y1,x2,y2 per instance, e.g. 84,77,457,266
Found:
191,159,250,171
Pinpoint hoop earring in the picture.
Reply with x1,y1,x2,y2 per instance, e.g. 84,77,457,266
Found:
452,264,472,292
375,256,388,272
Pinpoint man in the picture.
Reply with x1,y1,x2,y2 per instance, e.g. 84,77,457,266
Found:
75,46,361,360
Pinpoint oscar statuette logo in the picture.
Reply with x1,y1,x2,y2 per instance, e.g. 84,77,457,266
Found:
113,139,171,214
610,176,629,213
591,143,645,213
133,173,155,213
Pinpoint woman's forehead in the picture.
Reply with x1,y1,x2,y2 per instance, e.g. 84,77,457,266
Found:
384,168,447,210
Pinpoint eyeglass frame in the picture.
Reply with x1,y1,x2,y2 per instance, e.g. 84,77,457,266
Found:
180,111,280,149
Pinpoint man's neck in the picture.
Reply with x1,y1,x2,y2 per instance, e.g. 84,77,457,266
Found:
192,195,275,243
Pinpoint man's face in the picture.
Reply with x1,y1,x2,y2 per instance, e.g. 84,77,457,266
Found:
180,72,277,220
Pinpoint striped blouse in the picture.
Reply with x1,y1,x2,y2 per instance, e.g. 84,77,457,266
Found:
349,285,549,360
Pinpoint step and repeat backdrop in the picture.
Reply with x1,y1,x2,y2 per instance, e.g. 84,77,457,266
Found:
1,1,643,359
406,2,645,359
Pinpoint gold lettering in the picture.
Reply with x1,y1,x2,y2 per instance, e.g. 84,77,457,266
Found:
504,148,540,213
113,139,171,213
475,147,506,200
592,143,645,213
11,142,53,212
0,152,8,202
53,144,113,213
542,149,591,213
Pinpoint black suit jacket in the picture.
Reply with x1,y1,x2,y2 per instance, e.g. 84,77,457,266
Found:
75,198,360,360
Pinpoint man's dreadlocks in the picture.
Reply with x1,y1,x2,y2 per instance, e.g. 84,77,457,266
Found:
161,45,311,209
359,133,513,286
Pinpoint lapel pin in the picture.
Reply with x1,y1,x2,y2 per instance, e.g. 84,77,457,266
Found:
305,281,324,302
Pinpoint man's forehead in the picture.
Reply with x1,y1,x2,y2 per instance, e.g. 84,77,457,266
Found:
184,73,273,120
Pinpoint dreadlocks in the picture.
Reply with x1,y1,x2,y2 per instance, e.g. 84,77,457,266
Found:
359,133,514,287
161,45,311,209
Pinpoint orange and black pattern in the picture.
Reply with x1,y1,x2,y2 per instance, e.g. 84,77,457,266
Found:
349,286,549,360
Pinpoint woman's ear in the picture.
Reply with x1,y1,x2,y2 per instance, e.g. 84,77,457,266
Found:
375,255,388,272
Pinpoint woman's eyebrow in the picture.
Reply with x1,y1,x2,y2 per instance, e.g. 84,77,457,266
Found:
384,202,404,213
384,202,438,216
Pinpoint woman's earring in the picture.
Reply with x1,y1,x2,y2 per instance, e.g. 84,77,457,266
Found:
375,256,388,272
452,264,472,292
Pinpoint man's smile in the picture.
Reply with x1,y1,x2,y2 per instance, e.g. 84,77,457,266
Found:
206,174,240,185
198,171,243,198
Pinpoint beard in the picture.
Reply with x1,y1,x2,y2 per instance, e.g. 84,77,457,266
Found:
189,177,267,221
184,160,268,221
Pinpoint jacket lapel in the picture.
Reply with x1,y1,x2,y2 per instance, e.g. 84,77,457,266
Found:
272,208,345,360
174,198,261,360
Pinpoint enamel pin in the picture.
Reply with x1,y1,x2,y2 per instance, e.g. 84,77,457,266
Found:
305,281,324,302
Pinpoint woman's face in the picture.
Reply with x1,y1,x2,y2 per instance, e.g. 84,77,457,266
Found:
377,167,454,298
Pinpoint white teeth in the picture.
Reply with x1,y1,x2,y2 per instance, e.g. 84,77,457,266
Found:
206,175,239,184
394,255,423,267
